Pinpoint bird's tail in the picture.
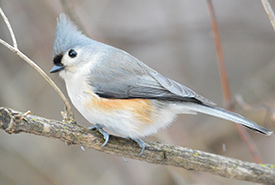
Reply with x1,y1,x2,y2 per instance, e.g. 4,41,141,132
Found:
180,103,273,136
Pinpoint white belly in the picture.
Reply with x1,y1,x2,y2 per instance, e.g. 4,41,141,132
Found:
64,76,192,139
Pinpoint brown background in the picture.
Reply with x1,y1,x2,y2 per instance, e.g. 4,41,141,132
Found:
0,1,274,185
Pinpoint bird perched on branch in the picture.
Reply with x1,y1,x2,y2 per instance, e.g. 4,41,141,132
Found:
50,14,272,155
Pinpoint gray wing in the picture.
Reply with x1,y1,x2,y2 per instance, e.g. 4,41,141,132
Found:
148,70,215,105
89,48,215,105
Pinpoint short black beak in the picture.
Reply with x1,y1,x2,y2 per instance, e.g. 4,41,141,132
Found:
49,65,65,73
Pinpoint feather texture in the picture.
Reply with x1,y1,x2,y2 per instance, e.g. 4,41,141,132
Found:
52,14,273,139
89,48,214,105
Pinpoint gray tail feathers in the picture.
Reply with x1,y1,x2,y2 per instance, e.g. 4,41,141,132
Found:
181,103,273,136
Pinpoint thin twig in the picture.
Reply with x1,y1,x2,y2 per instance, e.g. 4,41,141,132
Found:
0,107,274,184
16,50,74,121
235,95,275,116
206,1,230,104
0,6,74,121
206,0,263,163
261,0,275,31
234,95,275,126
0,37,15,51
0,7,17,48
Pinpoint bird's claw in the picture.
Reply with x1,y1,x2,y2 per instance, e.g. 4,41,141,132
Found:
132,138,145,156
88,125,145,155
88,124,110,147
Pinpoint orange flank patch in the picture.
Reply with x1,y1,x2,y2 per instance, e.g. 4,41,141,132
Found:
85,97,154,123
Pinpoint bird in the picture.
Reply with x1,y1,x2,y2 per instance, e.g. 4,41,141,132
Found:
50,14,272,155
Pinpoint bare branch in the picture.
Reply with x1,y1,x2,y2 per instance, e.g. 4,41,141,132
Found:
0,107,274,184
261,0,275,31
206,0,263,163
13,49,74,121
0,37,15,52
0,7,17,48
0,6,74,121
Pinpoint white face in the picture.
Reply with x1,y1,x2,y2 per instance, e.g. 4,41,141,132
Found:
62,48,81,70
59,48,83,79
58,47,100,81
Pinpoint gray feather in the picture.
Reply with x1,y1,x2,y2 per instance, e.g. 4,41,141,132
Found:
53,14,272,136
179,103,273,136
53,14,93,56
54,14,215,105
89,48,213,104
149,70,215,105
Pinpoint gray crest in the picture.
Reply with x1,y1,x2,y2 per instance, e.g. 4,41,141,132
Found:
53,14,90,56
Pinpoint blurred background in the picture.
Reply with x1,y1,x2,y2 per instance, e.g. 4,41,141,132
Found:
0,0,274,184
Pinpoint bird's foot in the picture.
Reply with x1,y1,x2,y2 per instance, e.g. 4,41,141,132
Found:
132,138,145,156
88,124,109,147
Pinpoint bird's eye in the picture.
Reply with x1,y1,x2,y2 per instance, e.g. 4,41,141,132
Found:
68,49,77,58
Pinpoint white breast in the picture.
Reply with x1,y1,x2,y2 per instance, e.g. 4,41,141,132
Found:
62,61,194,139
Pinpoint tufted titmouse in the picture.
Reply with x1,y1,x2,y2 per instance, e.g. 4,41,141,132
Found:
50,14,272,155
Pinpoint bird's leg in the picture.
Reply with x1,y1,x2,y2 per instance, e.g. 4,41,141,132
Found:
88,124,109,147
89,125,145,155
132,138,145,156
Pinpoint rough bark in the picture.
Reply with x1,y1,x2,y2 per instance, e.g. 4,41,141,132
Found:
0,107,274,184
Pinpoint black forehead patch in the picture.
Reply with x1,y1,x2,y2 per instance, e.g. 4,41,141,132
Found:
53,54,63,65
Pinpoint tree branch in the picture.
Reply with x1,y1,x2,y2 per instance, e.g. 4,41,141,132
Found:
261,0,275,31
0,7,17,48
0,107,274,184
0,6,74,121
206,0,264,163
